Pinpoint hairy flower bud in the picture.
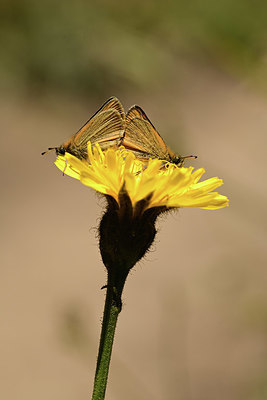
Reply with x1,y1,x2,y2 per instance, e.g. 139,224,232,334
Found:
99,186,166,291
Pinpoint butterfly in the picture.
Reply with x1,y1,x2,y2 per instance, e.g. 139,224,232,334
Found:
122,105,196,166
42,97,125,159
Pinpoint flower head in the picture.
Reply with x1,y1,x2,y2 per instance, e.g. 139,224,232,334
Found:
55,142,229,276
55,142,229,211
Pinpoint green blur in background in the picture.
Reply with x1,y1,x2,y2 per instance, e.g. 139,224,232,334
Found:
1,0,267,97
0,2,267,400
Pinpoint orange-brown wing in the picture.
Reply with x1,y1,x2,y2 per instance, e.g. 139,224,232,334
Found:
73,97,125,149
123,105,171,161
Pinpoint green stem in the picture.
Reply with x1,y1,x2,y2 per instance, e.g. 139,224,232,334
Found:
91,272,127,400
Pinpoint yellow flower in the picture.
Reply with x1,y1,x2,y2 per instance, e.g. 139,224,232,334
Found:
55,142,229,211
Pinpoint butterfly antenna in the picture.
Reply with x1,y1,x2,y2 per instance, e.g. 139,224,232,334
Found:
181,155,197,161
41,147,56,156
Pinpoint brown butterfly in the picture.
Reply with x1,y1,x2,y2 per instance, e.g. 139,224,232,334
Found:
42,97,125,159
122,105,196,166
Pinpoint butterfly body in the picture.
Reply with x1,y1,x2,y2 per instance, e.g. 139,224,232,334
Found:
122,105,191,166
42,97,125,160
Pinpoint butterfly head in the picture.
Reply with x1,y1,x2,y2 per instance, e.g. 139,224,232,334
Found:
172,154,198,167
55,146,66,156
41,146,66,156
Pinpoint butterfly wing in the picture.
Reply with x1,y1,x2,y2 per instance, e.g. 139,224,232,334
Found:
74,97,125,147
63,97,125,158
123,106,171,161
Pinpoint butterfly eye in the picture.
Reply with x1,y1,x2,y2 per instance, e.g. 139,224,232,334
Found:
57,147,66,155
172,156,182,165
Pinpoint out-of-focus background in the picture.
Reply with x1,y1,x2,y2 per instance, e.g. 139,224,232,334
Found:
1,1,267,399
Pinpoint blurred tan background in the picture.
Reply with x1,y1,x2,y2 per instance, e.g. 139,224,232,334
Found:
1,1,267,399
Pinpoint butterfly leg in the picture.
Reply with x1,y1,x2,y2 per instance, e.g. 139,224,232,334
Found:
62,159,68,176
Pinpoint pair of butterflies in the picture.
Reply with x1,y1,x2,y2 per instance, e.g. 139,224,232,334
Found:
42,97,196,166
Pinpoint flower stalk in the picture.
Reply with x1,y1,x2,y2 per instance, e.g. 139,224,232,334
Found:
92,190,163,399
91,278,123,400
